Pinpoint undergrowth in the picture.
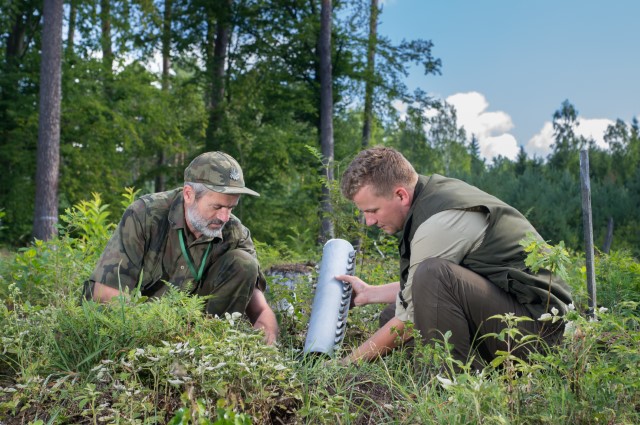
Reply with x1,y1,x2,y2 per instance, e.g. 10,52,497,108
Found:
0,192,638,424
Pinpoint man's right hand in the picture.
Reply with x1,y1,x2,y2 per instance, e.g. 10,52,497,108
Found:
91,282,122,303
335,274,370,307
333,277,401,307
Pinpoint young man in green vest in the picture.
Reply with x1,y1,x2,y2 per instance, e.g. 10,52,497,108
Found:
336,147,572,368
84,151,278,345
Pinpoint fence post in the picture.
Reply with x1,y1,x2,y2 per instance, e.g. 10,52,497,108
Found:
579,150,597,318
602,217,614,254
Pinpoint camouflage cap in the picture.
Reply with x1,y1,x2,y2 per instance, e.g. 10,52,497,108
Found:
184,151,260,197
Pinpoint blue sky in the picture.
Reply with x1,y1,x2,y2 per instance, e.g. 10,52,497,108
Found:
378,0,639,160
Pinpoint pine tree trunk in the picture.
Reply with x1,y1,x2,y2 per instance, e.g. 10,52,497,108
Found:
361,0,379,148
33,0,63,241
155,0,172,192
319,0,334,242
205,0,231,151
67,0,76,54
100,0,113,73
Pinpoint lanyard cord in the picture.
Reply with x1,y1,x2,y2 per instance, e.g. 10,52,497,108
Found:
178,228,213,282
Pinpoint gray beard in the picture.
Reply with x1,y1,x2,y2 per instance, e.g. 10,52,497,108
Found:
186,203,224,239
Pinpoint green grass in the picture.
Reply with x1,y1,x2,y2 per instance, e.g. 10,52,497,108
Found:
0,195,638,424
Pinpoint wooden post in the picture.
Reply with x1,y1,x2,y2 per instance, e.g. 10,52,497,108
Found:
602,217,614,254
580,150,597,318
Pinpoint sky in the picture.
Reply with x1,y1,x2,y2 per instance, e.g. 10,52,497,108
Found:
378,0,640,161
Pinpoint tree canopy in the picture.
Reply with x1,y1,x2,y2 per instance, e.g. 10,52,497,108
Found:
0,0,638,256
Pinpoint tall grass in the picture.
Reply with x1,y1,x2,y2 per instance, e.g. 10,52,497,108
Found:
1,193,638,424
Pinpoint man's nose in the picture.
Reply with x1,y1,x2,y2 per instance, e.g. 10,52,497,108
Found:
364,214,376,226
218,208,231,222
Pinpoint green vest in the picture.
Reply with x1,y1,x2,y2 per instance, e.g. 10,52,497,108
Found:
399,175,573,318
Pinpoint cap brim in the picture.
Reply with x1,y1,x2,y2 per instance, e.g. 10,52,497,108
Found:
203,184,260,197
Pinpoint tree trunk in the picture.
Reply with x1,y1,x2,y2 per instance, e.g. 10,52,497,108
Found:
6,3,40,61
361,0,379,148
155,0,172,192
67,0,77,54
3,3,40,113
353,0,379,250
161,0,172,92
7,15,28,60
319,0,334,242
100,0,113,73
33,0,63,241
205,0,232,151
602,217,614,254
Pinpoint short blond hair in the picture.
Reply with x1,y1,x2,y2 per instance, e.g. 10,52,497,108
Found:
341,146,418,200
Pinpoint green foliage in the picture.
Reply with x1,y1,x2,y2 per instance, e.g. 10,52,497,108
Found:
1,207,640,423
520,232,571,281
1,237,84,305
0,189,136,306
168,397,253,425
305,144,369,244
0,209,5,236
58,192,115,254
404,304,640,424
594,250,640,311
253,239,313,272
0,289,300,422
529,302,640,423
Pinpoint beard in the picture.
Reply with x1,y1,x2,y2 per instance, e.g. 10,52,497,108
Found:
186,203,225,239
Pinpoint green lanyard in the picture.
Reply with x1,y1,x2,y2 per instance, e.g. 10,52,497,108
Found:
178,228,213,283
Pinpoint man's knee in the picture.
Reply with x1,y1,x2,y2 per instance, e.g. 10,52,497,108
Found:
412,257,455,299
379,303,396,328
219,249,259,279
202,250,259,315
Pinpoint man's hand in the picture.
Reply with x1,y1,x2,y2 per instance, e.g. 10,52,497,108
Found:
335,274,370,307
339,317,408,364
334,276,400,307
245,288,279,345
90,282,123,303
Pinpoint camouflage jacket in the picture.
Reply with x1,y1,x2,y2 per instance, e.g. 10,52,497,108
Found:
89,188,265,297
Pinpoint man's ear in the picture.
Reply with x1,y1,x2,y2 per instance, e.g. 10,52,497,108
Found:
183,184,194,204
395,187,411,206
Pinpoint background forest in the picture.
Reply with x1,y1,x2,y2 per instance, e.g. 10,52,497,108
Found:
1,1,640,424
1,0,638,255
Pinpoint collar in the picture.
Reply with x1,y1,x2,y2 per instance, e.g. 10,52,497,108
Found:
401,175,430,236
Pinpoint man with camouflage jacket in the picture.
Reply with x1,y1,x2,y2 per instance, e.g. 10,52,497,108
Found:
84,151,278,344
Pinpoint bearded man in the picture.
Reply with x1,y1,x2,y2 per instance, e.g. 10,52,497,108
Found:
84,151,278,344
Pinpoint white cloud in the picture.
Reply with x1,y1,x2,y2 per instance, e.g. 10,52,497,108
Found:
391,99,408,118
525,122,554,158
575,118,614,149
392,91,620,162
479,134,520,161
446,92,518,160
526,117,616,158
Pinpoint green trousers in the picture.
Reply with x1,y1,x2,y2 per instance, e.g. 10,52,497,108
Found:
83,249,258,318
381,258,563,370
